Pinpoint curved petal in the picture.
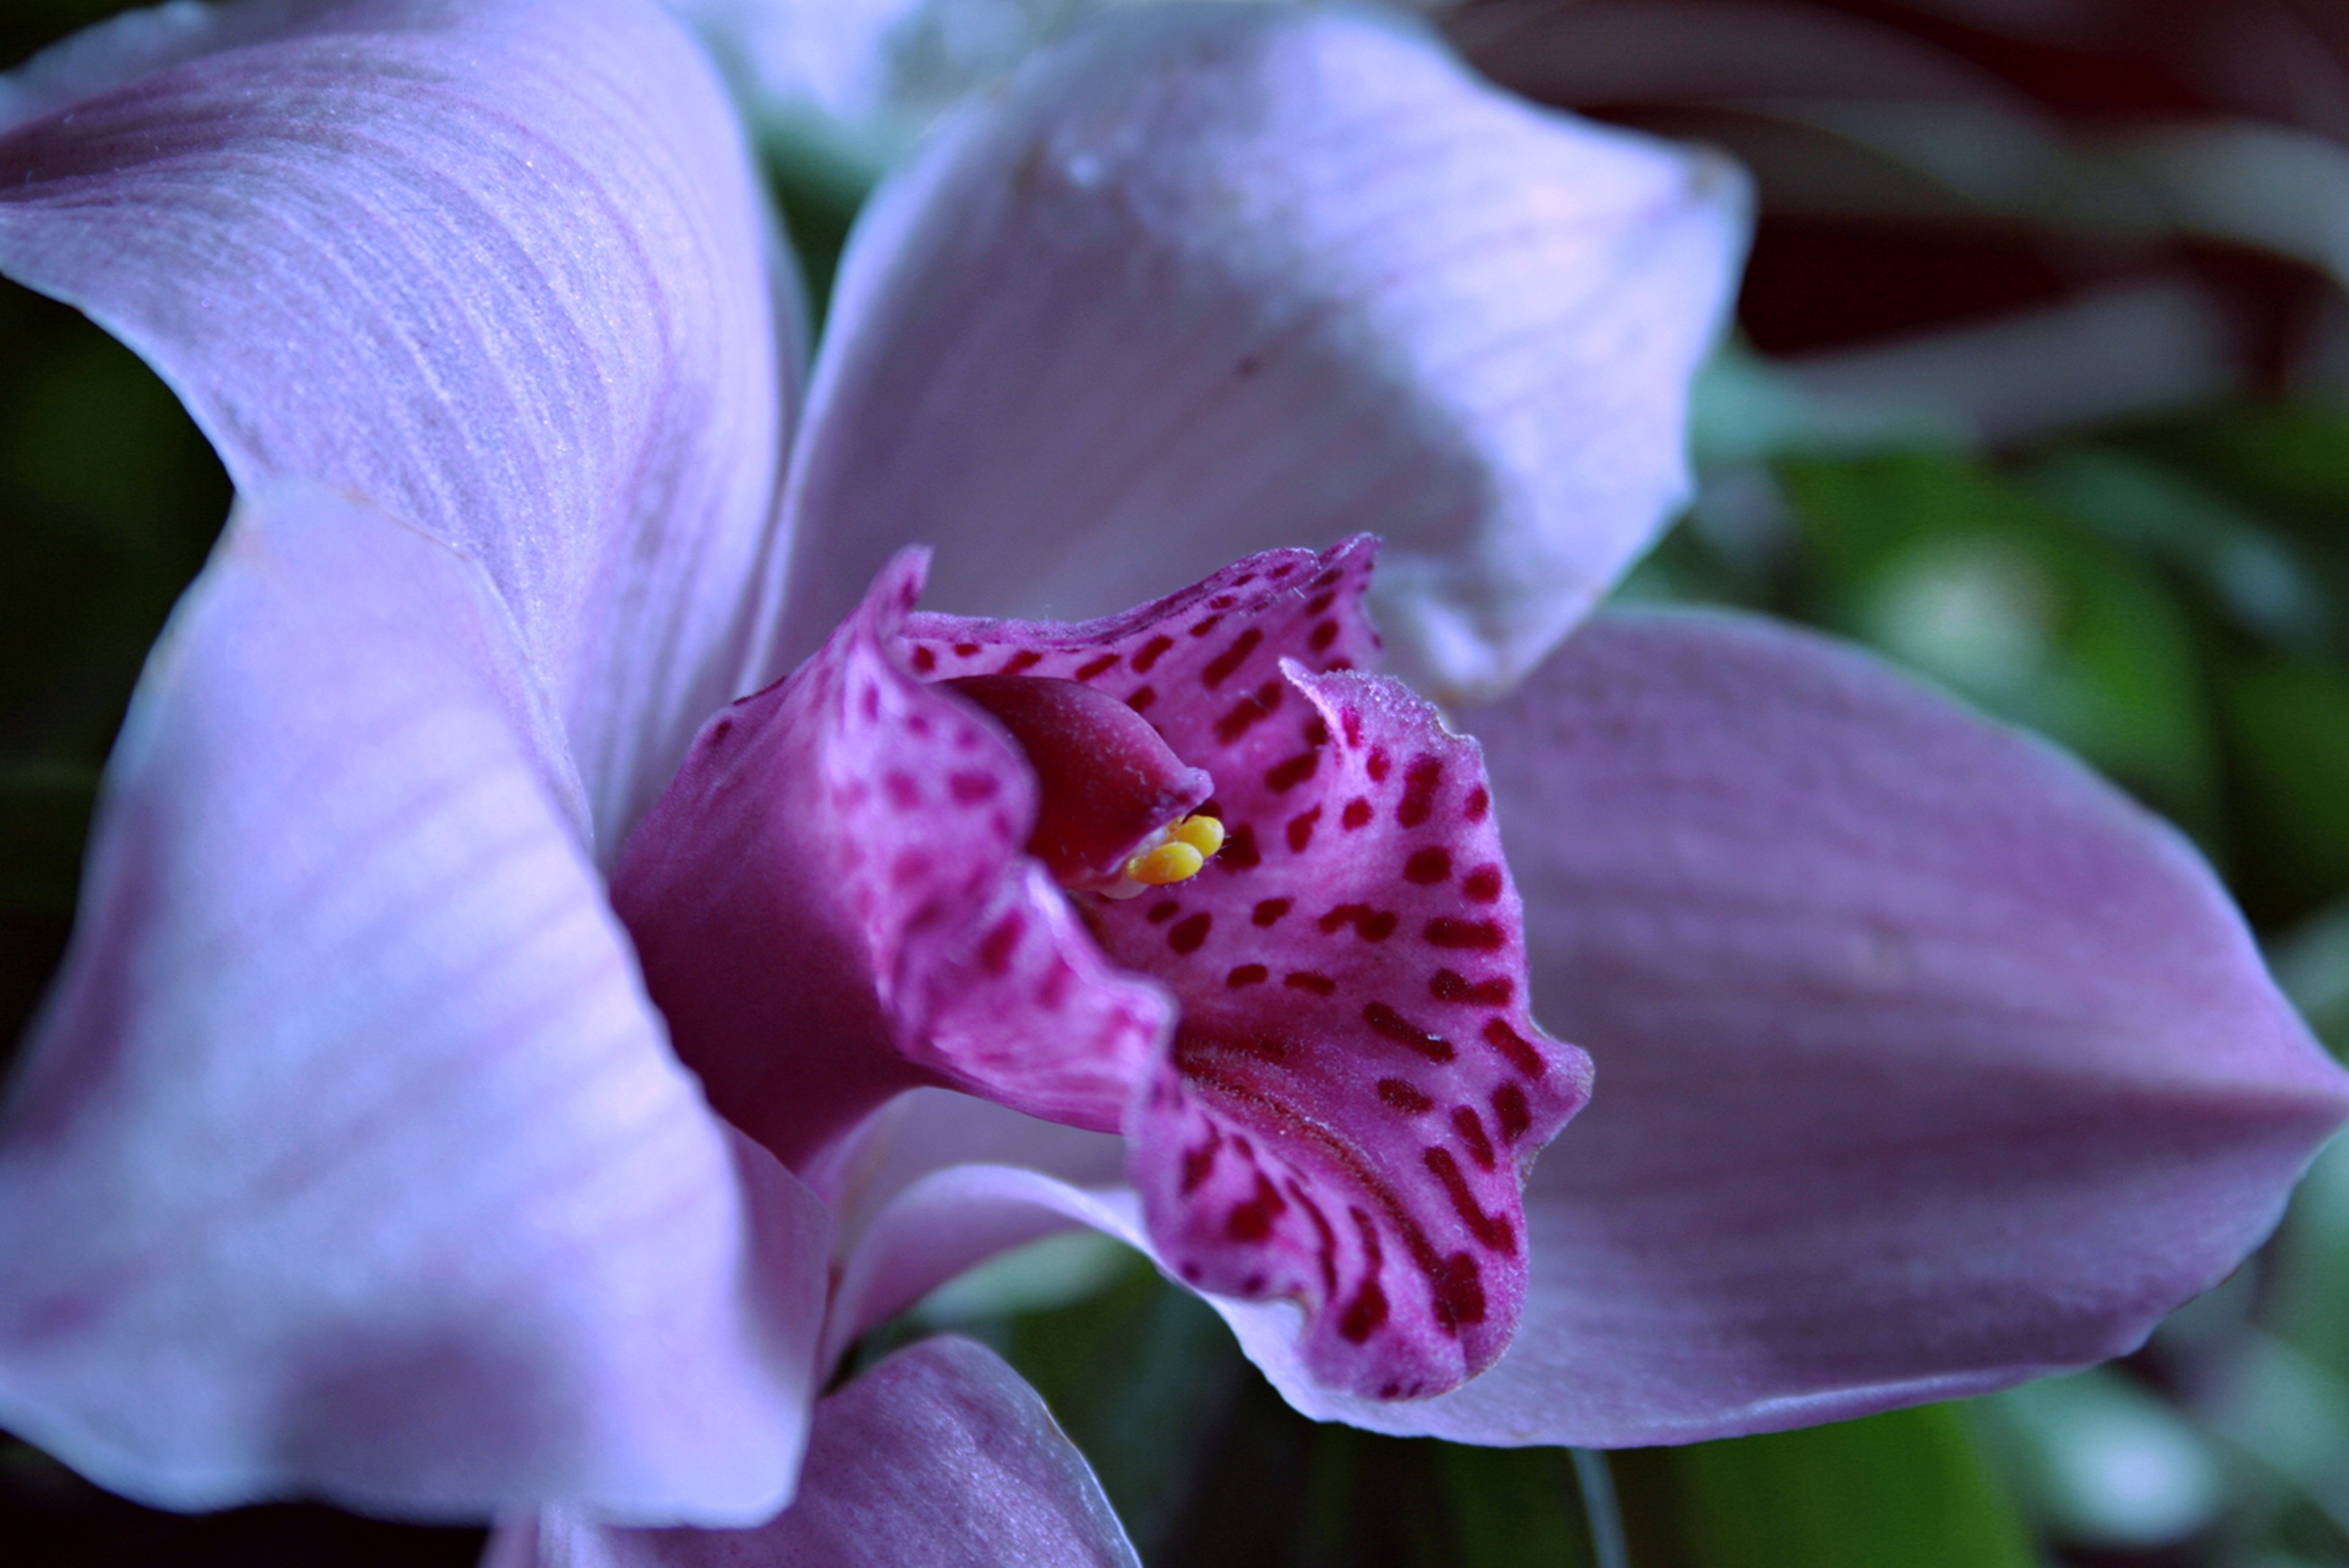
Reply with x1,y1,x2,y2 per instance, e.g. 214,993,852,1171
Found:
825,1164,1146,1373
1261,609,2348,1446
768,4,1749,701
489,1337,1139,1568
814,1088,1127,1241
905,540,1589,1399
0,0,797,842
0,485,830,1520
612,554,1172,1170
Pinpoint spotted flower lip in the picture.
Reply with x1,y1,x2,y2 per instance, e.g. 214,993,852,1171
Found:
618,534,1589,1403
0,0,2344,1549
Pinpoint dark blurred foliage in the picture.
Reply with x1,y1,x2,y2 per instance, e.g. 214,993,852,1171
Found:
1453,0,2349,388
7,1,2349,1566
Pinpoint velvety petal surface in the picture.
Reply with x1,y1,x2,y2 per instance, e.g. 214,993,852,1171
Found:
911,543,1589,1401
614,553,1171,1171
0,0,796,841
768,3,1749,700
488,1337,1139,1568
0,486,832,1517
1233,609,2349,1445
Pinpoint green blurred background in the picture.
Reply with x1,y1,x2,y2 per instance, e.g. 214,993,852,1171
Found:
6,0,2349,1562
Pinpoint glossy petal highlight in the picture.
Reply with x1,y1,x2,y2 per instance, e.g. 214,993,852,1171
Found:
489,1337,1139,1568
771,4,1749,699
1242,609,2349,1445
0,486,831,1518
0,0,797,841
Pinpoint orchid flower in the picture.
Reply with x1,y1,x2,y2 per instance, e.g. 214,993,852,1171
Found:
0,0,2342,1563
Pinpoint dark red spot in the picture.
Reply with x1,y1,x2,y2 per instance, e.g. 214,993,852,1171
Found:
1222,824,1261,870
1226,964,1269,988
1367,748,1391,782
1226,1174,1288,1241
977,913,1024,976
952,642,981,658
1378,1079,1435,1114
1482,1018,1546,1079
1462,864,1504,902
1463,787,1490,823
1265,751,1321,792
1189,614,1225,639
1285,971,1337,996
1132,634,1174,673
1491,1083,1533,1142
1308,620,1339,652
1338,1280,1389,1343
1289,1181,1340,1295
861,684,882,721
1452,1106,1496,1171
1403,847,1452,884
905,712,932,737
884,772,922,809
1432,1252,1488,1331
1252,897,1292,927
1423,1150,1515,1254
1146,900,1180,925
1126,686,1157,713
708,718,734,743
1074,653,1119,682
1319,903,1395,940
949,771,1000,803
1210,593,1238,609
1365,1003,1454,1061
1304,590,1335,616
1303,716,1330,746
1341,798,1373,830
1431,970,1513,1006
1214,685,1283,744
1310,568,1342,590
1202,628,1263,689
1181,1142,1217,1194
1341,709,1364,746
1287,806,1321,852
1270,562,1298,579
1037,964,1071,1009
1426,918,1505,951
1169,913,1213,954
909,645,937,674
1398,757,1443,827
1001,649,1044,674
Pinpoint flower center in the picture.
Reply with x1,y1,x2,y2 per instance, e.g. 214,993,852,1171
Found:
941,673,1220,894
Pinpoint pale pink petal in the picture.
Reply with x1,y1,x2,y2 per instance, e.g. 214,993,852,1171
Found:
824,1165,1146,1373
612,554,1171,1169
488,1337,1139,1568
910,541,1588,1400
0,485,829,1519
814,1090,1127,1242
0,0,796,841
768,4,1748,700
1236,609,2349,1445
